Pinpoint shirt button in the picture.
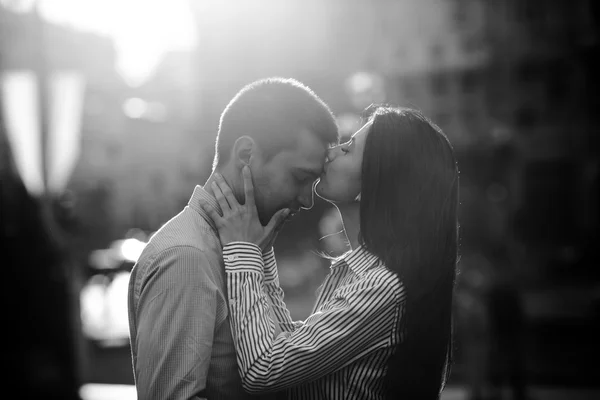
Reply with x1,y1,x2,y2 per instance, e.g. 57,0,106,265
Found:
226,255,238,262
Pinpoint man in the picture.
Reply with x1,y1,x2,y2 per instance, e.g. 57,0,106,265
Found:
127,77,338,400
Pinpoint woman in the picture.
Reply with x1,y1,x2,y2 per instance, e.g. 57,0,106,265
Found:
201,106,459,399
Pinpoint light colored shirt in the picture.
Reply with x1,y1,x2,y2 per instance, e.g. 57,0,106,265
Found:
224,242,406,400
127,186,283,400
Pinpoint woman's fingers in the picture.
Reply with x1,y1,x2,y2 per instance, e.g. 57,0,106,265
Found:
242,166,256,209
211,181,230,214
264,208,290,238
199,198,221,224
261,208,289,250
214,174,239,211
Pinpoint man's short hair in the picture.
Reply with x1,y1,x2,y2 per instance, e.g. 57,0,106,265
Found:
213,77,338,169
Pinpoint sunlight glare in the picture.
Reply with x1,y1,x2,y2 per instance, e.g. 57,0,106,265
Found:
120,238,146,262
38,0,197,86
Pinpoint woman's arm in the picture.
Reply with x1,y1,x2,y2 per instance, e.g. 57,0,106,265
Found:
262,247,303,333
224,242,402,394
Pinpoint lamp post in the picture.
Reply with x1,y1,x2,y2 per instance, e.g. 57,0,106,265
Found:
1,3,84,398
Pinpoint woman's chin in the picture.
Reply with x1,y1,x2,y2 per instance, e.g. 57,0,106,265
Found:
316,182,356,205
316,184,344,204
315,182,332,201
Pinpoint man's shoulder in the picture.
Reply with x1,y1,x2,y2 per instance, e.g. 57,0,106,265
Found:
146,207,217,252
133,207,222,276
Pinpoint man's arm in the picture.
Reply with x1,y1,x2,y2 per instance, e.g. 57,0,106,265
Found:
224,242,402,394
133,246,218,400
262,247,302,333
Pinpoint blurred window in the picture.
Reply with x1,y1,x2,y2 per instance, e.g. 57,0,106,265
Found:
546,60,570,103
430,42,444,64
430,72,449,95
461,108,478,129
399,77,416,100
460,69,479,94
513,106,538,130
518,160,578,245
434,112,452,128
453,0,468,25
514,60,540,85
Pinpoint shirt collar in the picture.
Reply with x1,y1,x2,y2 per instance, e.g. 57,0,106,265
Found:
187,185,223,232
335,245,381,276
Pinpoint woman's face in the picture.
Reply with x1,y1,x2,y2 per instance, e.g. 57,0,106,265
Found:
315,120,372,203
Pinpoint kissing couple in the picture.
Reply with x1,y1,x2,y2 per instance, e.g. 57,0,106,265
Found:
128,77,459,400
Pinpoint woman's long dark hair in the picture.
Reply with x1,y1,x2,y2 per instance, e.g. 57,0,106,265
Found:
359,107,459,399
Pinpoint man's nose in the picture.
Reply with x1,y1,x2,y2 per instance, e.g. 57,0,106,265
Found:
298,187,314,210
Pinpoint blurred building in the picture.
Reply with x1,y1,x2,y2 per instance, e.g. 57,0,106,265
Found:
191,0,490,139
379,0,490,148
484,0,598,250
481,0,599,387
336,0,600,388
70,49,204,235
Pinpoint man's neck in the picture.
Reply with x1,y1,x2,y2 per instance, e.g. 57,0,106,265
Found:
204,168,244,204
337,202,360,250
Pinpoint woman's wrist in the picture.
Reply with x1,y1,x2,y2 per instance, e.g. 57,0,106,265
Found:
222,242,264,274
223,241,262,252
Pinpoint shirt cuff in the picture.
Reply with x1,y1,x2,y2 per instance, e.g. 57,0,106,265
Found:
223,242,263,274
262,247,279,283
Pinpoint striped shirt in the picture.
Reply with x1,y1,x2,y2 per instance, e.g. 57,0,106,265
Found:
127,186,283,400
224,242,406,400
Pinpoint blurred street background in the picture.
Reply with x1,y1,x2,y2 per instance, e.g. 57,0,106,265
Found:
1,0,598,399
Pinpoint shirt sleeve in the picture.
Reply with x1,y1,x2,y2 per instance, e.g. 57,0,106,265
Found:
262,247,303,333
133,246,218,400
223,242,400,394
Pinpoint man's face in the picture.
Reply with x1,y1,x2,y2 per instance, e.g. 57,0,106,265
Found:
250,130,328,225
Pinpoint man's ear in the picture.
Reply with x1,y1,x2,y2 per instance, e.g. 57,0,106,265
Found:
232,136,255,168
